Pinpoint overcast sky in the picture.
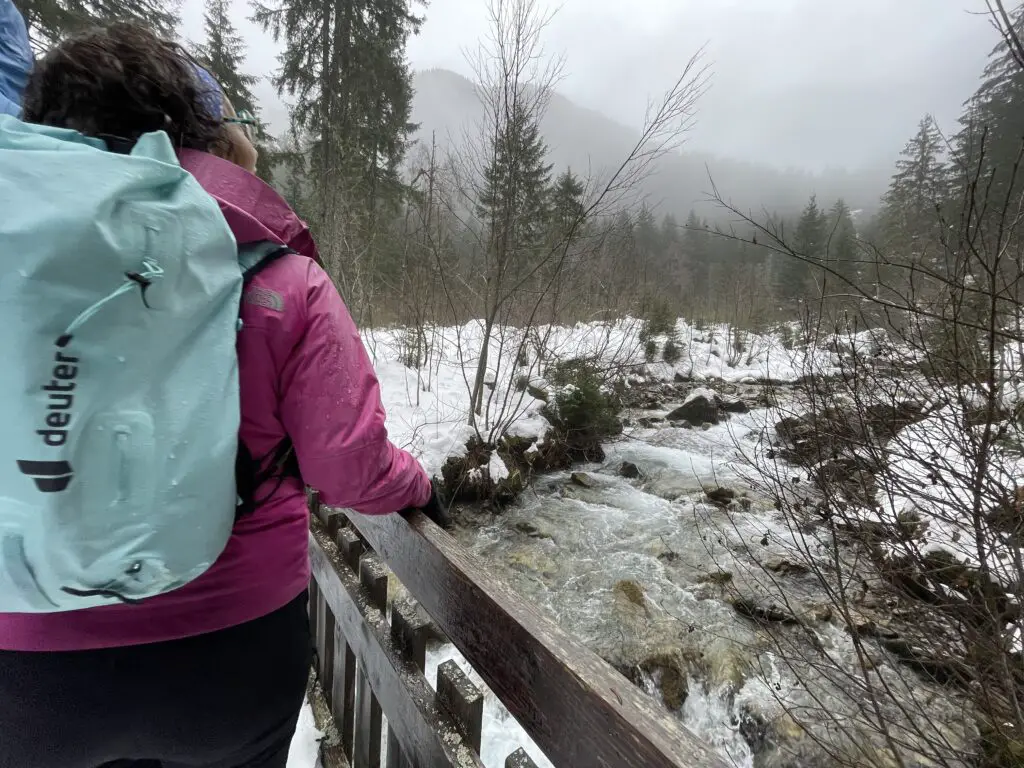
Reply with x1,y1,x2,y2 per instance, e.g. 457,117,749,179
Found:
180,0,997,172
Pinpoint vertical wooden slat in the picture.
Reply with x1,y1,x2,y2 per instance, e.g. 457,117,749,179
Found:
354,553,387,768
307,490,321,671
385,601,432,768
437,661,484,753
318,598,336,708
334,525,368,763
338,527,366,573
321,508,345,539
332,627,357,761
309,578,320,663
359,554,389,610
385,729,407,768
505,748,539,768
354,660,383,768
391,600,430,670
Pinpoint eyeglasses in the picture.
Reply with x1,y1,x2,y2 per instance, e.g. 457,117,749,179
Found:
223,110,257,141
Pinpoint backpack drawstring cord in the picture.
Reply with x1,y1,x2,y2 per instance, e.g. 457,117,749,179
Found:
57,260,164,347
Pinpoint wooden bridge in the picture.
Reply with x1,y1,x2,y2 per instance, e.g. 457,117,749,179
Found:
306,492,730,768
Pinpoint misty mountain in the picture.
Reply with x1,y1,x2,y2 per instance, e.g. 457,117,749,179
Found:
410,68,891,221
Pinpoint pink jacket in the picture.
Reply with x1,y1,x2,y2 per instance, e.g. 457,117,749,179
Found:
0,152,432,651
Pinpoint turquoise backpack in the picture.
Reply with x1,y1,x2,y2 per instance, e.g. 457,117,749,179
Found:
0,115,286,612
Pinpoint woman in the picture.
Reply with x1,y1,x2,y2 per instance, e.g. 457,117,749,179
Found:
0,21,446,768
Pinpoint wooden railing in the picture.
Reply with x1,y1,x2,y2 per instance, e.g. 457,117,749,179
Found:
306,492,729,768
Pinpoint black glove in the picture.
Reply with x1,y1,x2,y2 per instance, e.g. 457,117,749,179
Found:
417,482,452,530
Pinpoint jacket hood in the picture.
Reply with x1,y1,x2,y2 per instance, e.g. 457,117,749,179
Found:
178,149,320,263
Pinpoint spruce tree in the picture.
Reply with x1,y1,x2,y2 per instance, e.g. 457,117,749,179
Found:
476,100,552,258
781,195,826,300
549,168,586,238
682,209,710,298
194,0,258,118
827,198,859,289
193,0,275,183
253,0,422,241
15,0,176,49
952,5,1024,203
880,115,948,262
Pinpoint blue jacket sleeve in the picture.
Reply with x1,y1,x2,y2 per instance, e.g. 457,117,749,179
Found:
0,0,31,117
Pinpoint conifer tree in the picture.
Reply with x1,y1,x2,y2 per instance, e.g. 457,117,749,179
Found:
548,168,586,238
826,198,859,307
194,0,257,117
476,100,553,257
780,195,826,300
253,0,422,246
15,0,176,49
880,115,948,262
952,5,1024,202
193,0,276,182
682,209,710,297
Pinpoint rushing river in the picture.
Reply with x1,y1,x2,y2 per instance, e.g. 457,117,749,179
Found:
422,401,973,768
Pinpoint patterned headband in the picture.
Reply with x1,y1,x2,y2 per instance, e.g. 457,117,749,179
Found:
191,63,224,122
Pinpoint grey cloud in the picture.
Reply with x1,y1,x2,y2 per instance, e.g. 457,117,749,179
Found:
182,0,999,173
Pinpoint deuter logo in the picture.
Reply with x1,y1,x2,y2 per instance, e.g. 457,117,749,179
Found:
17,460,74,493
16,336,79,493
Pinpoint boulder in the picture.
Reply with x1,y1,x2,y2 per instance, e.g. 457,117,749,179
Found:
614,579,646,608
730,596,800,625
667,388,720,426
774,406,868,467
639,651,688,711
619,461,643,479
526,383,549,402
705,487,737,506
507,549,558,578
719,396,749,414
699,570,734,585
764,557,811,577
570,471,597,488
514,521,554,540
814,455,880,505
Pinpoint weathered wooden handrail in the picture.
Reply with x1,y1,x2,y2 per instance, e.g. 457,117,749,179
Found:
307,495,728,768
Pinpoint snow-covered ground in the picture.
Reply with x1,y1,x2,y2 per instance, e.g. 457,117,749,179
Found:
363,318,831,477
287,702,323,768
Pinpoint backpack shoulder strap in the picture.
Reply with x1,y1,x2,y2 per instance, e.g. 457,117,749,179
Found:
238,242,296,286
235,240,302,519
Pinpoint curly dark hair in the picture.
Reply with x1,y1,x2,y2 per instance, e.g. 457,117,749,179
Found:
22,23,222,152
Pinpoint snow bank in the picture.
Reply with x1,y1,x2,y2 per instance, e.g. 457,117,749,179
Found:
364,318,833,477
287,700,323,768
868,408,1024,583
664,321,834,383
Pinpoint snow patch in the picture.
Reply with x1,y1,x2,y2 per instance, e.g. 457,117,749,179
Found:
287,700,323,768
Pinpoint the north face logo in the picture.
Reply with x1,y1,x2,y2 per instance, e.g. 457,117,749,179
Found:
243,287,284,313
17,460,74,493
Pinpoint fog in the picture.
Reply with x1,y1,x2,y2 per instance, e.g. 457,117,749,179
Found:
180,0,996,177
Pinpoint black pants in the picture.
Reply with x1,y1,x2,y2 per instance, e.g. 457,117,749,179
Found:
0,591,312,768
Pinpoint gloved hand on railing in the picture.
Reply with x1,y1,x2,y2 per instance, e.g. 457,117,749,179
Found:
405,480,452,530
